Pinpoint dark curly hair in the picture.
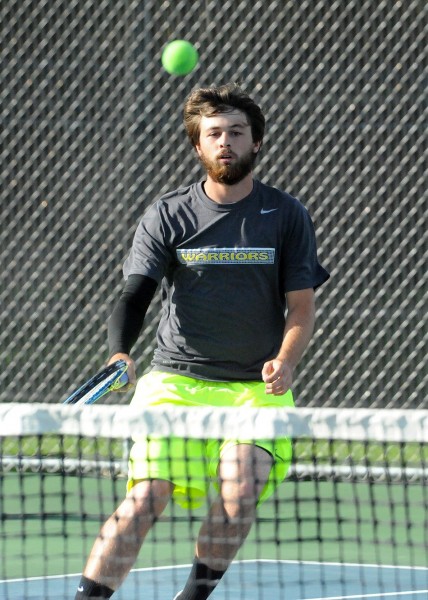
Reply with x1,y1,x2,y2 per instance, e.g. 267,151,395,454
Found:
183,83,265,148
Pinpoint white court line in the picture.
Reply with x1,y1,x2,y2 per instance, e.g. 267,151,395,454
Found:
1,559,428,585
240,559,428,571
0,563,194,584
305,591,428,600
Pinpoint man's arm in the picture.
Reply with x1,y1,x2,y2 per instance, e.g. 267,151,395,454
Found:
262,288,316,396
107,274,158,387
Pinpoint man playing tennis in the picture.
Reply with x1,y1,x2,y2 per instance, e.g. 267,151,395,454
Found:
75,83,329,600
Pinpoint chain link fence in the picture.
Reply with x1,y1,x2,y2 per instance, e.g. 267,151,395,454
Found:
1,0,426,407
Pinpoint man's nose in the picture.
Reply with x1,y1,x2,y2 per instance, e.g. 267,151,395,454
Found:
219,133,231,147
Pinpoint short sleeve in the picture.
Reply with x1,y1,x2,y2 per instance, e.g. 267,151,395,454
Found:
282,205,330,292
123,202,173,282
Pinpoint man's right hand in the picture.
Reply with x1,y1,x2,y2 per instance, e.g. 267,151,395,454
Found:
108,353,136,390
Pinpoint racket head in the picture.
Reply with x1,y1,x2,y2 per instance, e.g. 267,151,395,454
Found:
63,360,129,405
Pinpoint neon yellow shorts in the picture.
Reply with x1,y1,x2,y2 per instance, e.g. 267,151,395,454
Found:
127,371,294,509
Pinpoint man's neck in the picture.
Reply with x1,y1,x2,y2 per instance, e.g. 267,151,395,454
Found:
203,174,254,204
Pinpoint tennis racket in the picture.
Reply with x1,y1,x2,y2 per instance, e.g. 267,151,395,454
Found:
63,359,129,405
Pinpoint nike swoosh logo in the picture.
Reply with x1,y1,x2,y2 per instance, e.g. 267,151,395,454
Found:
78,586,84,592
260,208,279,214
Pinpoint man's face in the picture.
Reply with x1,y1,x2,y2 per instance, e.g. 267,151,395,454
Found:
195,110,261,185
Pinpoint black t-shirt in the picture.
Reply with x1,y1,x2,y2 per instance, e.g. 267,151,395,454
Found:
123,179,329,380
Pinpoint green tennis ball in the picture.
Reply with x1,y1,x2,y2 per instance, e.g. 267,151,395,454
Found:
161,40,199,76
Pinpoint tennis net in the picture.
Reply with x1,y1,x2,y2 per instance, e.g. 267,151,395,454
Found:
1,403,427,600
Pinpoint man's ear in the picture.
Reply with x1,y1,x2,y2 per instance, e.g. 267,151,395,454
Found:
195,144,202,157
253,141,262,153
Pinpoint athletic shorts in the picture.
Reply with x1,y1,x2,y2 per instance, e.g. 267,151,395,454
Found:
127,371,294,509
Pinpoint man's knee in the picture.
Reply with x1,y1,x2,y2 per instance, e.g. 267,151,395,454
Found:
122,479,173,520
221,480,260,521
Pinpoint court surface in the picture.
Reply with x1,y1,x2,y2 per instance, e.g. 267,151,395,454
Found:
1,560,428,600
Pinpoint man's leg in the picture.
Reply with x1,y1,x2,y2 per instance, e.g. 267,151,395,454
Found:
176,444,273,600
75,478,174,599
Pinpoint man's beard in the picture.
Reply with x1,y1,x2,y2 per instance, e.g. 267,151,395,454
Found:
199,148,257,185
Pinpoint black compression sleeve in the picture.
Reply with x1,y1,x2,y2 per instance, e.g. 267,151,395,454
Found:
107,274,158,357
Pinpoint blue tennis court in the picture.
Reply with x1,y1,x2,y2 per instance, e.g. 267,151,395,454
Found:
2,560,428,600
